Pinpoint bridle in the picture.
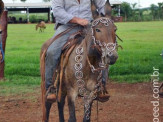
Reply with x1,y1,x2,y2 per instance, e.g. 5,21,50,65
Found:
91,17,117,56
86,17,117,72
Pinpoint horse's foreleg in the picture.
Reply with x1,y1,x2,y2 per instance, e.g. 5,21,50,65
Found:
83,101,93,122
42,95,52,122
46,101,52,121
58,93,66,122
67,90,77,122
40,28,42,33
42,81,52,122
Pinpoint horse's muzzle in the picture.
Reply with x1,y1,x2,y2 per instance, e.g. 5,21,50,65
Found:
106,51,118,65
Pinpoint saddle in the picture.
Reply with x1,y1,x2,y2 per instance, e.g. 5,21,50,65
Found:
62,30,84,55
40,26,85,102
53,31,85,101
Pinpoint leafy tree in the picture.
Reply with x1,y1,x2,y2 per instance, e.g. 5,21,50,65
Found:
150,4,158,20
131,3,137,9
120,2,132,21
131,3,137,21
158,2,163,19
138,9,143,21
43,0,51,2
20,0,27,2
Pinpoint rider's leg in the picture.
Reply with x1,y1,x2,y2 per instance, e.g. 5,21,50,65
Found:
45,25,82,102
102,68,108,86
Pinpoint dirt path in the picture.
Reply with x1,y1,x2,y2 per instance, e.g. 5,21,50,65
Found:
0,82,163,122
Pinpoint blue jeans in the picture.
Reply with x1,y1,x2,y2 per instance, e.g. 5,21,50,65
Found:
45,24,83,90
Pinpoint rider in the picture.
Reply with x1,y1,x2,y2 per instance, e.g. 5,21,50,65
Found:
46,0,109,102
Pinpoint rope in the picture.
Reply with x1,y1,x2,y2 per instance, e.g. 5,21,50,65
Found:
96,100,99,122
0,32,4,63
116,34,123,42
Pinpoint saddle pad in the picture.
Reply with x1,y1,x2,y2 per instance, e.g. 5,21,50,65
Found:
61,30,84,55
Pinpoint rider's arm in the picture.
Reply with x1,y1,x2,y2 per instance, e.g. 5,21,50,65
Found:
52,0,74,24
52,0,88,26
94,0,106,15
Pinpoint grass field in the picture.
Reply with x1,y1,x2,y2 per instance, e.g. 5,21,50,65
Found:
0,21,163,96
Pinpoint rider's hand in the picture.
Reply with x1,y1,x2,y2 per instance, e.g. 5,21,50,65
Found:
70,17,89,26
76,18,89,26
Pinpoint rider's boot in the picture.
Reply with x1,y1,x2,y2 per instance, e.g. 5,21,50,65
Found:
96,84,110,102
46,71,58,103
46,85,57,103
96,69,110,102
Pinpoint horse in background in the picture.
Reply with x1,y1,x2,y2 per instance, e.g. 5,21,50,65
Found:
36,21,46,32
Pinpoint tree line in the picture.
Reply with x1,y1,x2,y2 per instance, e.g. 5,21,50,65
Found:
119,2,163,21
11,0,163,22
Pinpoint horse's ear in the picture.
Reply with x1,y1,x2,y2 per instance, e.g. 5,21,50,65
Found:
91,0,99,19
105,0,112,19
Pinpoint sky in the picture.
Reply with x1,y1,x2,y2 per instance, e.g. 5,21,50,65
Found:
2,0,163,8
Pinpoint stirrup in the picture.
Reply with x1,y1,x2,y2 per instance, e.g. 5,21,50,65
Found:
96,92,110,103
46,86,57,103
96,84,110,102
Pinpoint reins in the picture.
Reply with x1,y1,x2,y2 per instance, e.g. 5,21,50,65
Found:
86,55,107,73
82,17,123,121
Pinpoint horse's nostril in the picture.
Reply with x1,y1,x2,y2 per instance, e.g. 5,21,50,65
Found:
110,55,114,59
107,52,113,57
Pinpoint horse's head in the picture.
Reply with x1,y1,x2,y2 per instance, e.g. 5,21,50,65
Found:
90,0,118,66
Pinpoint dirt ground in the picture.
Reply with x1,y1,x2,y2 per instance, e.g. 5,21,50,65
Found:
0,82,163,122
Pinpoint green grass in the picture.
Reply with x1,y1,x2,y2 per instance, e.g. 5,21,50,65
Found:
0,21,163,96
0,24,53,96
110,21,163,82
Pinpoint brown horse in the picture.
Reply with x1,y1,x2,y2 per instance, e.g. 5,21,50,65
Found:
40,0,119,122
36,21,46,32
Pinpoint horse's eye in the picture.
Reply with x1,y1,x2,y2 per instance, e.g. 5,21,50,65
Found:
96,29,101,32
